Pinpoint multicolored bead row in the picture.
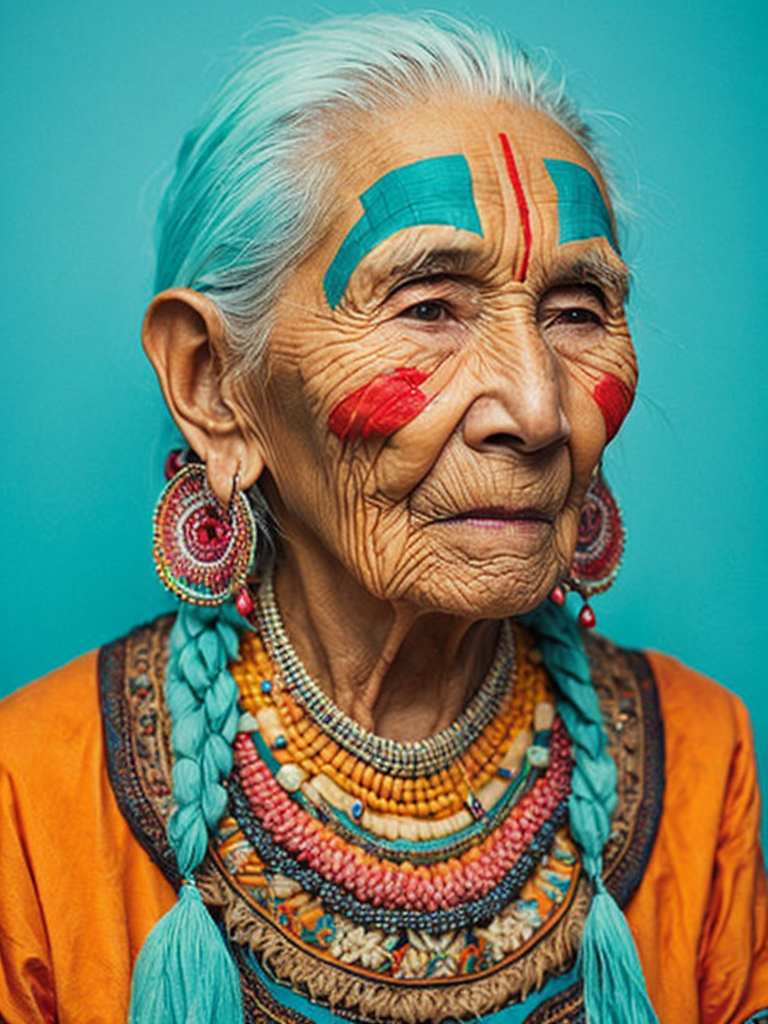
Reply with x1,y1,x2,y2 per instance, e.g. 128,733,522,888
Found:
241,719,549,865
232,717,571,915
228,776,569,933
302,754,536,865
213,817,580,980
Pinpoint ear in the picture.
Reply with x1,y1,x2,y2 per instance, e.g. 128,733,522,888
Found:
142,288,265,504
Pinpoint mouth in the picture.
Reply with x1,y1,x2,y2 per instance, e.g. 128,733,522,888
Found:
437,506,555,530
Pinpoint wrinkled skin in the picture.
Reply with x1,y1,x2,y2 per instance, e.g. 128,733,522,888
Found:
144,97,636,739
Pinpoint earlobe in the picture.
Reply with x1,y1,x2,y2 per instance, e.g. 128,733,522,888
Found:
142,288,265,503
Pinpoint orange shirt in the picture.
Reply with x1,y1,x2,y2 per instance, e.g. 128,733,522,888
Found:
0,643,766,1023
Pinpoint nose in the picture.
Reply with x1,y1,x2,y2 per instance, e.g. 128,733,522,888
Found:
461,327,570,455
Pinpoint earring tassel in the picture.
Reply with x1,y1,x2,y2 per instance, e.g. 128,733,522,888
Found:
581,878,658,1024
129,881,243,1024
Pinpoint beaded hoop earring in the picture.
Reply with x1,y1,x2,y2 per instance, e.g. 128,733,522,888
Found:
551,469,625,628
153,461,257,611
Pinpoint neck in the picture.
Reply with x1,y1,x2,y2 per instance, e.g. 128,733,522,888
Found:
269,537,500,742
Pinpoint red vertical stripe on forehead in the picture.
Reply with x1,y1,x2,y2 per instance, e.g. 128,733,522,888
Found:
593,374,635,442
328,367,431,442
499,133,532,282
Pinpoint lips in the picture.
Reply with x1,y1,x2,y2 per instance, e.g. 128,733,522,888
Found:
440,506,555,525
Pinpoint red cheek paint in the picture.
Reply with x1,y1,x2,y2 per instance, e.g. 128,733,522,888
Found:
593,373,635,442
328,367,430,442
499,133,532,282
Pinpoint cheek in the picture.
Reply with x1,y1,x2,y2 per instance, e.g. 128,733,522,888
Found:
592,372,635,442
328,367,430,442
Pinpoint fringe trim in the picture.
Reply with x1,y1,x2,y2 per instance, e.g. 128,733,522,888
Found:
198,864,590,1024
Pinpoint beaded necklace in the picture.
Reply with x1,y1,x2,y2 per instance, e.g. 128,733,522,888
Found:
235,625,551,822
194,604,577,1012
222,579,570,947
229,721,571,931
256,572,517,778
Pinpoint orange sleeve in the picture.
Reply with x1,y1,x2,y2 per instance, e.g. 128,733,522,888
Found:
0,654,176,1024
697,694,768,1024
0,765,57,1024
630,652,768,1024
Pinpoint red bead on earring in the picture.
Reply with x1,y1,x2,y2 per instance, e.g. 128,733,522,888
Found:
235,587,254,617
164,447,189,481
549,585,566,607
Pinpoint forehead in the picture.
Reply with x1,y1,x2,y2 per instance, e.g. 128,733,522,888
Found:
315,96,617,301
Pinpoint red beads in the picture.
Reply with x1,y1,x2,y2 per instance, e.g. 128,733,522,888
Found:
164,448,187,481
549,585,566,607
235,587,254,617
578,604,596,629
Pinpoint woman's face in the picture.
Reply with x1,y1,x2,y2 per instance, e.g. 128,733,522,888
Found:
239,96,636,618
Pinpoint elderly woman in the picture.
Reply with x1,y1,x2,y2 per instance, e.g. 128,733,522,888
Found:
0,12,766,1024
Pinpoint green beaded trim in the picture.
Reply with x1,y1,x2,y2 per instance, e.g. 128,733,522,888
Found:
313,759,537,863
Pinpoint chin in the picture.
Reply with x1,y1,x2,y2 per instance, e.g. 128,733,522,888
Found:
393,560,562,620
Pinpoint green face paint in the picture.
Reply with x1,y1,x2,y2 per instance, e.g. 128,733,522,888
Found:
323,154,483,309
543,159,618,253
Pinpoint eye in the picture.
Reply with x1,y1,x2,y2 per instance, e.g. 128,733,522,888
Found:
537,285,608,337
399,300,449,322
551,307,604,327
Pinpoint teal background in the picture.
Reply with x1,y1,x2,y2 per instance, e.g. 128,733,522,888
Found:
1,2,766,843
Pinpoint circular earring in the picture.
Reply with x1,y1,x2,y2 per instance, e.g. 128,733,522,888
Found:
152,461,257,607
551,469,625,627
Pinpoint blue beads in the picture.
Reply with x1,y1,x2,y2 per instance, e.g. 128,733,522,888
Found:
260,679,273,695
272,735,287,751
351,799,364,820
468,794,485,820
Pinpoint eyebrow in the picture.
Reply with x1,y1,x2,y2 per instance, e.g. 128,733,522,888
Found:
547,251,632,303
386,246,480,285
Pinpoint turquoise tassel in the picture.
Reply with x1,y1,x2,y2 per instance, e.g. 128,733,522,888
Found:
129,882,243,1024
581,878,659,1024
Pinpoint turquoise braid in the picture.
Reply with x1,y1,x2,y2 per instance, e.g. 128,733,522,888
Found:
521,600,659,1024
129,601,246,1023
166,602,245,877
520,601,616,881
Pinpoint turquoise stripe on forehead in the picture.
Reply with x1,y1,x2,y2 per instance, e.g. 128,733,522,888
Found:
543,159,619,253
322,154,483,309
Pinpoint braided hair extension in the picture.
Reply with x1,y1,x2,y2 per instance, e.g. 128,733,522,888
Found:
522,600,659,1024
519,601,617,879
128,602,246,1024
165,602,245,876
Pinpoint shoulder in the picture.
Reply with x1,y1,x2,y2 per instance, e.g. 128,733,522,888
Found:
585,632,752,755
591,638,760,890
644,647,751,736
643,649,756,795
0,614,176,787
0,650,102,781
0,614,178,884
